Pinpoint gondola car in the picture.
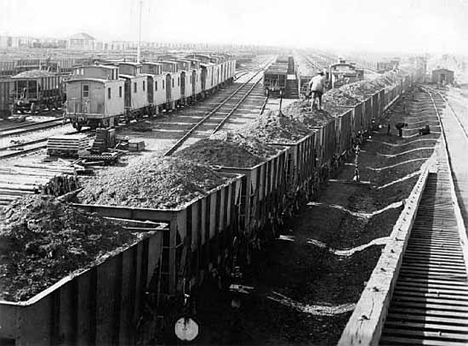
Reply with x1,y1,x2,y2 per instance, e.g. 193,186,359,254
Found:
10,70,64,113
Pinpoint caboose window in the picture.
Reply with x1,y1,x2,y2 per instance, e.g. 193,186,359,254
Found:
143,80,145,91
108,87,111,99
178,77,180,86
134,82,137,93
119,86,122,98
162,80,165,89
172,79,174,87
155,81,158,91
83,84,89,97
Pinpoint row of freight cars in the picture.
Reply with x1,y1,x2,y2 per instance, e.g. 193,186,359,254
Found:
0,57,95,76
65,54,236,131
0,67,424,345
0,53,236,121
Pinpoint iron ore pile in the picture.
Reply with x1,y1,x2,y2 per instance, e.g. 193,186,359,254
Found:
235,109,311,144
78,156,231,209
176,110,312,168
0,195,146,302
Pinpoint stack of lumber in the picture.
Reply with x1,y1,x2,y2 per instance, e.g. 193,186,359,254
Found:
47,134,89,157
0,163,80,206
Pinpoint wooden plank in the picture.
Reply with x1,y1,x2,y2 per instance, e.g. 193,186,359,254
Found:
402,254,466,264
401,264,467,273
392,294,468,306
389,307,468,319
382,327,468,341
392,301,468,312
387,313,468,326
396,280,468,291
380,335,467,346
395,285,468,296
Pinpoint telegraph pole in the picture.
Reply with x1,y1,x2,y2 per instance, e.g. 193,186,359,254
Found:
137,0,143,64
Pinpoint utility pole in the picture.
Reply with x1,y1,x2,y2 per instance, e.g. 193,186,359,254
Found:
137,0,143,64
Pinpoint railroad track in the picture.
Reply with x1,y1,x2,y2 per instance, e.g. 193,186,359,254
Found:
0,118,66,137
379,89,468,345
0,56,273,161
162,57,274,156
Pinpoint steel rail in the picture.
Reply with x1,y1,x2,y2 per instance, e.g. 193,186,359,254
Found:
163,58,274,157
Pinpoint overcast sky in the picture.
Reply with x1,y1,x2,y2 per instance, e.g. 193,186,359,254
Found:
1,0,468,54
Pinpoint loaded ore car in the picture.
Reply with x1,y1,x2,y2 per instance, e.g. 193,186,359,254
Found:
65,65,125,131
9,70,64,113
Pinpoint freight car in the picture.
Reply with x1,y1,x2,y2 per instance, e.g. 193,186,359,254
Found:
9,70,64,113
64,54,236,130
263,64,288,96
329,60,363,89
0,77,13,118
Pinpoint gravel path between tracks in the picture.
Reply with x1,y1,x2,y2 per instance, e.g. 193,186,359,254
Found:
173,89,441,346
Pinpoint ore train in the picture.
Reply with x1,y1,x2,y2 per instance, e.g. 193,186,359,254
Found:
0,58,425,345
64,54,236,131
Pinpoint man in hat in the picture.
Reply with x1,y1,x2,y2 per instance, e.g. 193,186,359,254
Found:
308,71,326,111
395,122,408,137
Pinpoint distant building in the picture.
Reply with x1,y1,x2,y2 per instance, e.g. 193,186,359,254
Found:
0,35,9,48
432,68,454,84
66,32,96,50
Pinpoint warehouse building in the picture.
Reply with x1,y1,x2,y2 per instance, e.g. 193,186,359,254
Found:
432,68,454,84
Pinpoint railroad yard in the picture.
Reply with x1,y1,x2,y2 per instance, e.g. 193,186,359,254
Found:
2,1,468,345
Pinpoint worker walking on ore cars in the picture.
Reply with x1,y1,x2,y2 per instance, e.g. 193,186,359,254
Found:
309,71,327,111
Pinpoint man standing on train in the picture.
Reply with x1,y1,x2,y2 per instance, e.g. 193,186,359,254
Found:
309,71,327,111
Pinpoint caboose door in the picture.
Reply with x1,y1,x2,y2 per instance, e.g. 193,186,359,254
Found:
124,79,131,109
191,71,196,95
180,71,186,97
165,74,172,101
201,67,206,91
147,76,154,104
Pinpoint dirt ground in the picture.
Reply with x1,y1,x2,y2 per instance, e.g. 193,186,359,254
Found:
157,88,440,346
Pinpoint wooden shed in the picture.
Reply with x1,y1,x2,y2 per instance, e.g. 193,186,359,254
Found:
431,68,454,84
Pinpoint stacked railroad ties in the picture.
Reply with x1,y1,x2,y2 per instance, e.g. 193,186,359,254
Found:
0,59,424,345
